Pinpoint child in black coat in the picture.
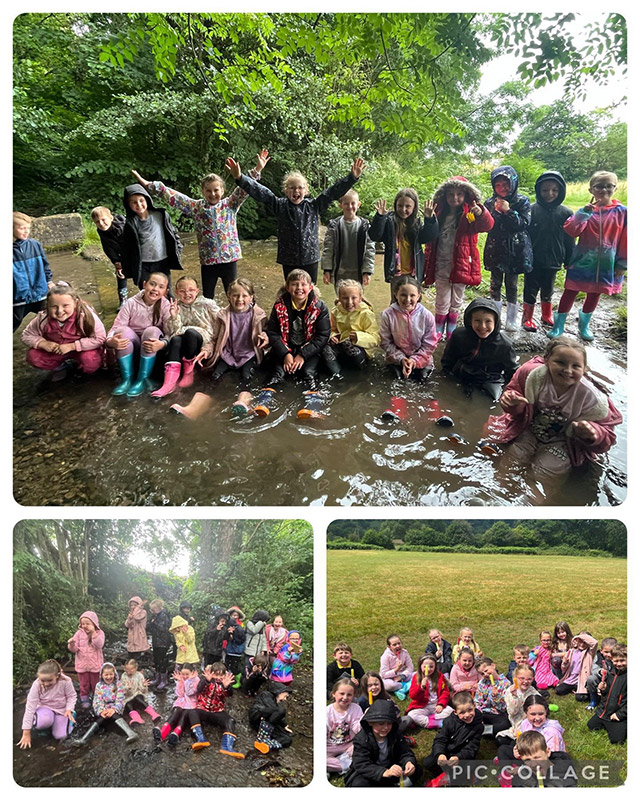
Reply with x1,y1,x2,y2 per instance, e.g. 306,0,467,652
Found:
326,642,365,699
91,206,129,307
523,171,575,330
249,682,293,752
510,730,577,787
587,643,627,744
345,698,421,787
441,297,518,401
423,691,483,787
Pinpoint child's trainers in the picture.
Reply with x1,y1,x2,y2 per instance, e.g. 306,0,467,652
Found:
585,702,597,711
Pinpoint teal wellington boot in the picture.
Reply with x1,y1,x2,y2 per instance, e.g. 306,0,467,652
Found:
127,354,157,397
112,353,134,395
547,311,568,339
578,310,595,341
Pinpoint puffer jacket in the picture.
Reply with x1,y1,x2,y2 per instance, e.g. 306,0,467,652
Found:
441,297,518,385
165,294,219,351
121,184,183,284
483,166,532,274
67,610,105,673
529,171,575,269
424,176,493,286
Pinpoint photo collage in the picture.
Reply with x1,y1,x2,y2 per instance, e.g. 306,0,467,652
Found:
8,6,633,797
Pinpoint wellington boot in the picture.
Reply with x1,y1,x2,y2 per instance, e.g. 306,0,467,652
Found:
220,731,245,759
191,723,210,751
73,721,100,747
540,301,554,326
253,387,277,418
445,311,459,340
151,361,181,398
114,716,139,743
382,396,408,422
297,390,325,420
128,710,144,725
578,310,595,341
521,302,537,332
177,356,197,388
434,314,447,343
505,302,519,332
144,705,160,721
112,353,134,396
547,311,568,339
127,353,157,397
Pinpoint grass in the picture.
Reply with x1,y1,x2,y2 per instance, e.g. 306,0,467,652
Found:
327,550,627,786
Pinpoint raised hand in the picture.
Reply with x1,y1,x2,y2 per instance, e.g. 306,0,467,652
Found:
500,390,528,411
169,298,180,319
375,198,388,216
131,169,149,188
351,157,366,178
225,157,241,180
469,201,483,216
423,199,437,218
256,149,270,172
495,198,510,213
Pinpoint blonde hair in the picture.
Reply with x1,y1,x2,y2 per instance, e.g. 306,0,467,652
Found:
589,171,617,188
149,598,164,613
282,171,309,195
201,173,226,190
336,279,363,296
13,211,32,225
228,277,255,299
340,189,359,203
90,206,113,221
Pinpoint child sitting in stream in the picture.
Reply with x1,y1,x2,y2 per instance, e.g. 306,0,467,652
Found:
18,660,76,749
322,279,380,377
482,337,622,480
75,662,139,747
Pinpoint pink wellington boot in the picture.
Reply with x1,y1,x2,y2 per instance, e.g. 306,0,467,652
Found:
153,721,171,741
177,356,198,388
145,705,160,721
151,362,181,399
426,714,443,729
381,396,408,422
129,710,144,725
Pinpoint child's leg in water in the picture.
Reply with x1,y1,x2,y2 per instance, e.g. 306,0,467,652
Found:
338,340,367,369
505,431,571,479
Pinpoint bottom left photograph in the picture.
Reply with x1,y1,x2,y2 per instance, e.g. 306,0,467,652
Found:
13,518,313,788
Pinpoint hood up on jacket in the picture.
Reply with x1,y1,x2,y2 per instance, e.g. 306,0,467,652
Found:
433,175,483,217
170,615,189,633
179,601,193,615
226,606,246,622
251,609,270,624
534,171,567,208
123,183,157,218
128,595,143,607
79,610,101,629
99,661,118,682
490,165,519,202
266,680,293,697
361,698,400,735
463,297,503,339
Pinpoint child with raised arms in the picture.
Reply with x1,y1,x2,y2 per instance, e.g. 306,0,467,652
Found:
106,271,171,396
484,337,622,478
423,175,493,340
327,677,363,775
271,630,303,685
556,631,597,699
22,283,106,381
132,150,268,297
229,156,365,283
323,279,380,376
196,661,244,758
17,660,76,749
121,658,160,727
125,596,150,660
152,663,202,747
369,188,438,296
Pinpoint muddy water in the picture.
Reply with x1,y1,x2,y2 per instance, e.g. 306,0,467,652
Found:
13,237,626,506
13,659,313,787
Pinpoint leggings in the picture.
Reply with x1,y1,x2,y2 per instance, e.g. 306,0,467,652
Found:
78,671,100,700
323,341,367,374
489,268,519,304
33,706,74,740
167,707,200,729
212,356,257,392
13,300,45,333
557,289,600,314
140,259,172,292
124,695,148,715
523,267,558,305
388,364,432,382
113,326,163,358
153,645,171,673
198,709,235,733
201,261,237,299
554,681,578,696
165,329,203,361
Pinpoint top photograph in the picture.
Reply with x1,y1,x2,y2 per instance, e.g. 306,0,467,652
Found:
13,11,627,507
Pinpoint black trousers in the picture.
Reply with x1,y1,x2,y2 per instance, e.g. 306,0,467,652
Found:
201,261,237,299
198,709,235,733
212,356,257,392
165,329,203,361
153,644,171,673
555,681,577,696
282,262,318,283
523,266,558,305
13,300,45,332
480,710,511,734
323,341,367,375
124,695,148,714
167,707,200,729
139,258,172,292
587,713,627,743
266,353,321,388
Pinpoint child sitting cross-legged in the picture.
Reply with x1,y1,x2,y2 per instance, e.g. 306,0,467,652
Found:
326,677,363,776
474,656,511,735
401,653,453,731
356,671,399,714
422,691,483,787
345,698,422,787
449,647,480,697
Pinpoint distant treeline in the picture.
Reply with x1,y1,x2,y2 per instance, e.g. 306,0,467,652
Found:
327,519,626,557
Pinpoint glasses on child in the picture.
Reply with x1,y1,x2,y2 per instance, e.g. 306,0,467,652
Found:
592,184,616,190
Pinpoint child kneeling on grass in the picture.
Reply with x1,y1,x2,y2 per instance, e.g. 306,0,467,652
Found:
345,698,422,787
422,691,483,787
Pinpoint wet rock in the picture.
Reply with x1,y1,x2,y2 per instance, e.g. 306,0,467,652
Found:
31,214,84,248
80,245,109,262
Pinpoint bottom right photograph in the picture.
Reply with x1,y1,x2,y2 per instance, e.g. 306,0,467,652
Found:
326,518,626,788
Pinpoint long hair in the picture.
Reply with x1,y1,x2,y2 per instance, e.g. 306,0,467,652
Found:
392,188,420,242
144,272,169,327
417,653,443,694
359,670,392,701
47,283,96,337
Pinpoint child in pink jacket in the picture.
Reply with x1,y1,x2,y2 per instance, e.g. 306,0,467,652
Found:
18,659,77,748
125,596,150,659
67,610,105,709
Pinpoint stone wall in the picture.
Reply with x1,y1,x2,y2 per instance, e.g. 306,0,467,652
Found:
31,213,84,248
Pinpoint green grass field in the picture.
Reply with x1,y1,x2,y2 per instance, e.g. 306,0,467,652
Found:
327,550,627,785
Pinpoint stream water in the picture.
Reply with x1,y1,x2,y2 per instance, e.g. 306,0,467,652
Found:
13,237,626,506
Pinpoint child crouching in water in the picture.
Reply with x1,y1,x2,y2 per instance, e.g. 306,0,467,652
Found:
106,271,171,397
345,698,422,787
18,660,76,749
484,337,622,480
256,270,330,419
323,279,380,376
171,278,268,419
250,682,294,753
121,658,160,727
75,662,139,746
151,275,219,399
21,283,106,381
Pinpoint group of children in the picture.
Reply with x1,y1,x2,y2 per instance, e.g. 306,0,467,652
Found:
18,601,302,758
13,157,625,481
326,624,626,787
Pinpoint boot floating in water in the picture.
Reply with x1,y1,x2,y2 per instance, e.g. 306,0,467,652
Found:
478,439,501,456
426,399,454,427
297,390,326,420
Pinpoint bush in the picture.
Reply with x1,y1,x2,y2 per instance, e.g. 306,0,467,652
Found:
327,539,384,551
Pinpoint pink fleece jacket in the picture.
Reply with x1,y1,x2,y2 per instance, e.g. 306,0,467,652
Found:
106,291,171,338
379,303,438,369
21,307,106,351
22,674,77,729
67,610,105,673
